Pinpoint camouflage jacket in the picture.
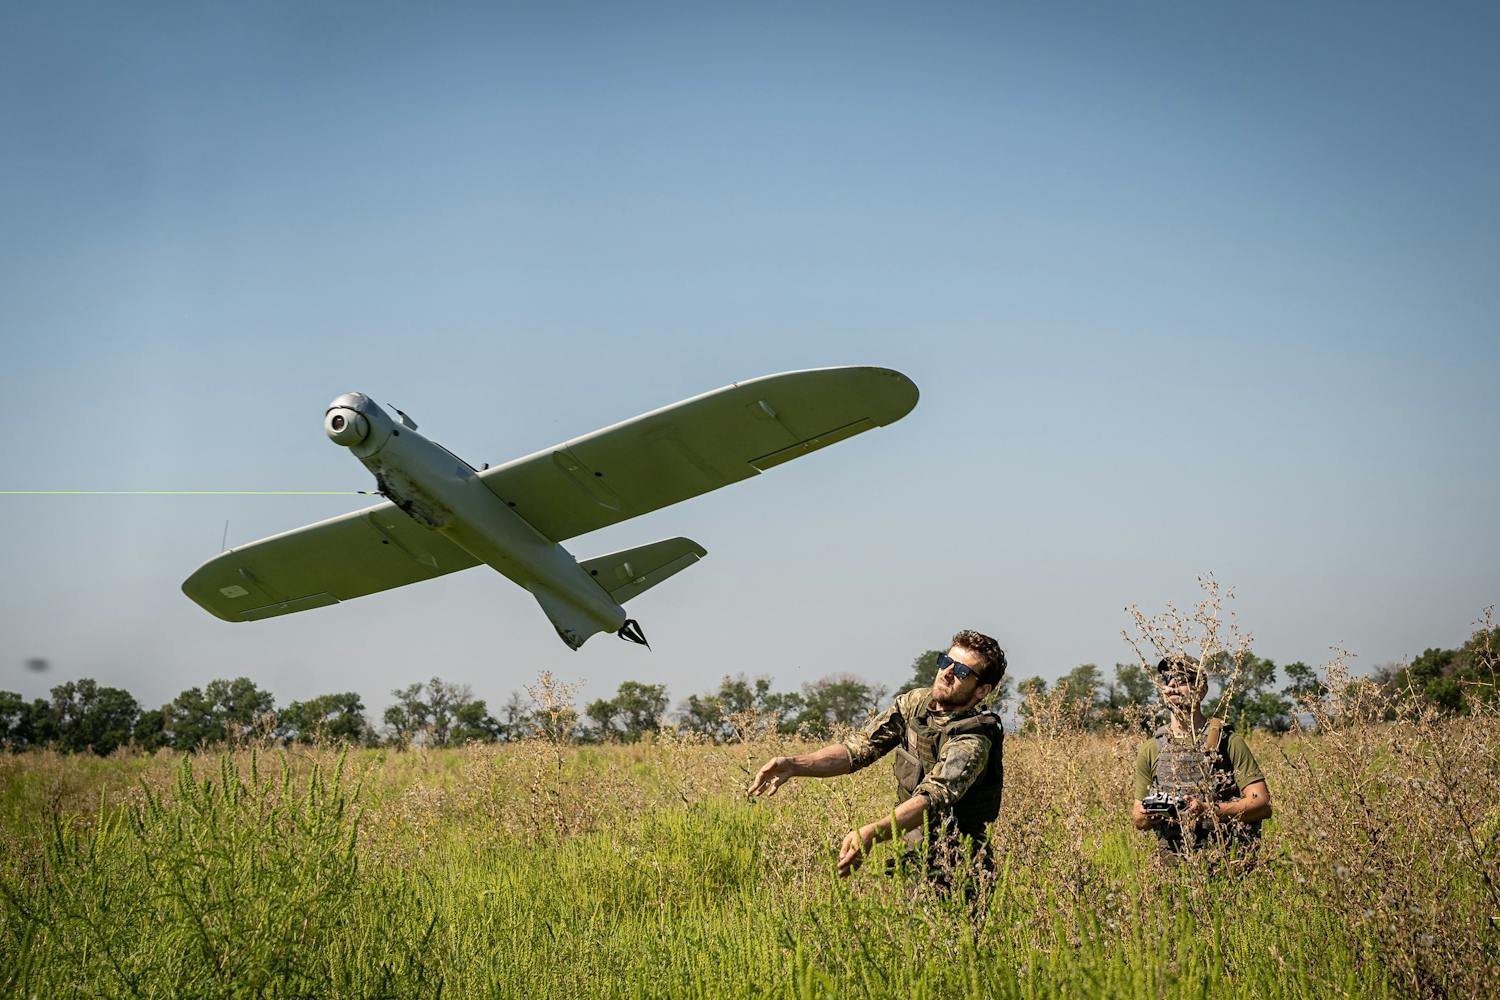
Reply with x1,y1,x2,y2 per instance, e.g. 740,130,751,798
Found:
842,687,1001,817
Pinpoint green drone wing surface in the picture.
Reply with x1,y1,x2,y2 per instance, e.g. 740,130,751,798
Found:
477,366,918,543
182,505,481,622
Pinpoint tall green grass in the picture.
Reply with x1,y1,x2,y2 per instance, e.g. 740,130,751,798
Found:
1,720,1494,998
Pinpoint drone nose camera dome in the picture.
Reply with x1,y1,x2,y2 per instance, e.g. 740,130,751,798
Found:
325,408,368,446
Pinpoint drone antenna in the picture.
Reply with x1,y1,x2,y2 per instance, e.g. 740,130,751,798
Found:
221,520,230,552
0,490,377,495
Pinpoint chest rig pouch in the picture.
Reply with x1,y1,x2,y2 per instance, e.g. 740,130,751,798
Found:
1149,718,1257,850
892,696,1004,841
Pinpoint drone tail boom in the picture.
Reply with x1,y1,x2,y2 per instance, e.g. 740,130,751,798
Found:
529,538,706,650
528,584,612,651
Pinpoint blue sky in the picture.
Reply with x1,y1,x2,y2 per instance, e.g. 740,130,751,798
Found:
2,1,1496,715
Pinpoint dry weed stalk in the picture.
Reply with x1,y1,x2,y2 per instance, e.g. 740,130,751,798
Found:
1278,632,1500,998
1123,574,1250,742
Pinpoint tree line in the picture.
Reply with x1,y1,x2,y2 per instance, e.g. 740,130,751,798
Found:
0,670,898,755
1011,623,1496,733
3,626,1493,755
1012,655,1328,733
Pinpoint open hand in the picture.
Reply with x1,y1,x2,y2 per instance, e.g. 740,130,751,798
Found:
748,756,795,797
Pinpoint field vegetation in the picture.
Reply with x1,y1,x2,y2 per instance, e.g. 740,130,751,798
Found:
2,592,1496,997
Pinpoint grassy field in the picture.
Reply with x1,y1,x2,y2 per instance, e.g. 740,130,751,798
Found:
1,705,1496,999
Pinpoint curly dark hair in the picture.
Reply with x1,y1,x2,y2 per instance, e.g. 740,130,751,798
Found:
951,629,1006,686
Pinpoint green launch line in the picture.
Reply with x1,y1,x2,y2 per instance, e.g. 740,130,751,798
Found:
0,490,377,495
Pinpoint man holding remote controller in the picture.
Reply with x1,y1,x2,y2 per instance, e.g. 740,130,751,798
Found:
1131,655,1273,862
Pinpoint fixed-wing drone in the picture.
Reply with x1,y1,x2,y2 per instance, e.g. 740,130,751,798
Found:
183,366,918,648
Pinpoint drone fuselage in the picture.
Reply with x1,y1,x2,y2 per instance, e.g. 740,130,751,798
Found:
323,393,625,647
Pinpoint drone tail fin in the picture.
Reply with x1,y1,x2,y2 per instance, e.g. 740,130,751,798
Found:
579,537,707,607
531,538,707,650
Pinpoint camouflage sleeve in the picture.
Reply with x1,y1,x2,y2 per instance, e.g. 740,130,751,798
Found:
1225,733,1266,791
1134,739,1156,800
912,732,990,811
840,692,912,771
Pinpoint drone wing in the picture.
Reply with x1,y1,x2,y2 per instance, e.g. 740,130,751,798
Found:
182,503,480,622
479,366,918,542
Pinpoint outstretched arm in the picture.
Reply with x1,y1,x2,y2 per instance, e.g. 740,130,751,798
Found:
748,693,913,797
747,744,854,797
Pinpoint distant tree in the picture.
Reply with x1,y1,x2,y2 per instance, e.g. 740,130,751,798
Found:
164,688,221,750
1015,676,1047,705
676,675,808,740
1456,625,1500,706
279,693,372,745
1114,662,1156,705
1417,631,1496,711
1238,688,1295,733
902,650,942,692
531,698,578,744
383,679,501,747
1055,664,1104,725
585,681,668,742
209,677,276,727
165,677,276,751
1014,675,1058,733
1206,652,1293,733
1407,647,1461,712
1282,661,1326,704
496,691,533,741
711,675,765,717
677,692,727,738
759,689,808,734
678,682,735,740
1273,660,1325,729
1013,665,1155,732
582,699,613,740
0,691,58,751
383,683,429,746
50,679,139,756
1371,625,1499,714
1098,663,1156,730
795,674,886,734
449,698,503,744
424,679,478,747
133,707,172,752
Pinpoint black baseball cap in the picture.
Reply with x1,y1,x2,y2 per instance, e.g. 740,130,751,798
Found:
1155,655,1206,684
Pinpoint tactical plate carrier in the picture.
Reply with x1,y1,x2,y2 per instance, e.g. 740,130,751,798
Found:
891,695,1004,844
1147,718,1259,853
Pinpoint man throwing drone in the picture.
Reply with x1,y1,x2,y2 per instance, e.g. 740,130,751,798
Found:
748,629,1006,880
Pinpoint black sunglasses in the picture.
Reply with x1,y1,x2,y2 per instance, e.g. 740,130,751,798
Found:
936,651,980,681
1155,657,1205,685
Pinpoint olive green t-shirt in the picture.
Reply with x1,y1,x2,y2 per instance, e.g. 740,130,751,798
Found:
1133,727,1266,801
